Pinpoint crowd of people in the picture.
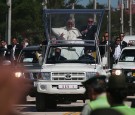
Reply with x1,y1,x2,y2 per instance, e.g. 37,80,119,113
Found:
0,37,30,65
51,17,129,69
0,17,130,67
99,32,128,68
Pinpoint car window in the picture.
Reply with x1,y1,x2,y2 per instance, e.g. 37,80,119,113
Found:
19,50,42,63
46,46,97,64
119,49,135,62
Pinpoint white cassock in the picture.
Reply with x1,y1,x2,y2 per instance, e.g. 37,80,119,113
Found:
52,27,82,40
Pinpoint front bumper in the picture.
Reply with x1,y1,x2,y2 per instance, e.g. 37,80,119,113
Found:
37,81,85,94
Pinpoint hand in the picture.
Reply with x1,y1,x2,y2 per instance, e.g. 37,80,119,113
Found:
60,33,64,37
81,29,88,34
84,29,88,33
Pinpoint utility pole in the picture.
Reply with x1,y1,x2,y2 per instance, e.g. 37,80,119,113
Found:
70,3,75,27
93,0,97,23
7,0,12,45
42,0,47,9
129,0,132,35
121,0,124,33
108,0,111,69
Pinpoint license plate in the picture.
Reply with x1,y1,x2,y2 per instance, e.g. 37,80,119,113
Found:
132,73,135,76
58,85,77,89
34,82,37,87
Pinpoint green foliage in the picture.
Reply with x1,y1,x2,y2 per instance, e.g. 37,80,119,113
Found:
0,0,135,44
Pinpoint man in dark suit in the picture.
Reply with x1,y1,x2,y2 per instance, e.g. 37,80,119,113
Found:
120,33,127,49
11,38,22,64
80,18,97,40
49,47,67,61
78,47,95,62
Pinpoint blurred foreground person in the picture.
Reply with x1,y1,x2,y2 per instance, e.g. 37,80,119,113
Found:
80,75,110,115
107,74,135,115
90,108,123,115
0,66,31,115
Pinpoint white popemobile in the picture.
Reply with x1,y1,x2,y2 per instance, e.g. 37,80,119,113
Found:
36,9,110,111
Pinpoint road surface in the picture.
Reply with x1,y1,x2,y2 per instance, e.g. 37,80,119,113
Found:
15,96,134,115
16,96,84,115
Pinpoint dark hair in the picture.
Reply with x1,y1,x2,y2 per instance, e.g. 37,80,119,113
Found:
107,74,128,103
107,88,127,103
84,75,107,94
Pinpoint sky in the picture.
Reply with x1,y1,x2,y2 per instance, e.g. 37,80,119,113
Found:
79,0,118,8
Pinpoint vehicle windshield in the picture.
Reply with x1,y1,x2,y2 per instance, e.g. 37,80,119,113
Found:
19,50,42,63
119,49,135,62
46,45,98,64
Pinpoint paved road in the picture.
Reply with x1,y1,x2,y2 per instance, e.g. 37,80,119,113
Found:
15,96,84,115
15,96,134,115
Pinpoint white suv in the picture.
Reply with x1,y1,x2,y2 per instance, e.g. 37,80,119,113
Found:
112,46,135,83
36,40,109,111
36,8,109,111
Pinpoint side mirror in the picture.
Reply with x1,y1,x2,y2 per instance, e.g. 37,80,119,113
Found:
2,60,12,66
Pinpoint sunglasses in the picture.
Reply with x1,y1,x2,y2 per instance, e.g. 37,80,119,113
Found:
121,35,124,37
88,20,93,23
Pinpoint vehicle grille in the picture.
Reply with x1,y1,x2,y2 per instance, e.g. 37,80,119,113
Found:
52,72,85,81
24,72,39,80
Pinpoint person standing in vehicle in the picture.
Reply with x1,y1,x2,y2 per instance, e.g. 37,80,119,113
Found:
52,19,82,41
80,75,110,115
107,74,135,115
80,18,97,40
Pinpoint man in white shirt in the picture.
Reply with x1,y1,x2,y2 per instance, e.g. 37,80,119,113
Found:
112,37,122,63
52,19,82,41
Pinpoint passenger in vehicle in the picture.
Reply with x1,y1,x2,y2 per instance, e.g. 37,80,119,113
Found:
48,47,67,61
80,18,97,40
78,47,95,62
52,19,82,41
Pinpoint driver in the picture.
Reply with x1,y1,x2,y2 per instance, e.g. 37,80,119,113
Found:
78,47,95,61
49,47,67,61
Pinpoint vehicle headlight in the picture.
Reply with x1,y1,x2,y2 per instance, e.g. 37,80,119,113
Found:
112,69,122,76
38,72,51,80
15,72,23,78
86,72,98,80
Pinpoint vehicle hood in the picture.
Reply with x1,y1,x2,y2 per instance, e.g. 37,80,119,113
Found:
113,62,135,69
42,63,102,72
16,63,42,72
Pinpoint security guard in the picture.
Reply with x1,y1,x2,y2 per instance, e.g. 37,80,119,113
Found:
107,74,135,115
80,75,110,115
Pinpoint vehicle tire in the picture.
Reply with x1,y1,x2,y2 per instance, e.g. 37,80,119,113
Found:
36,93,46,112
131,99,135,108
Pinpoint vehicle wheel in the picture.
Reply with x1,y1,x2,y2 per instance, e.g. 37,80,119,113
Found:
131,99,135,108
36,93,46,112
